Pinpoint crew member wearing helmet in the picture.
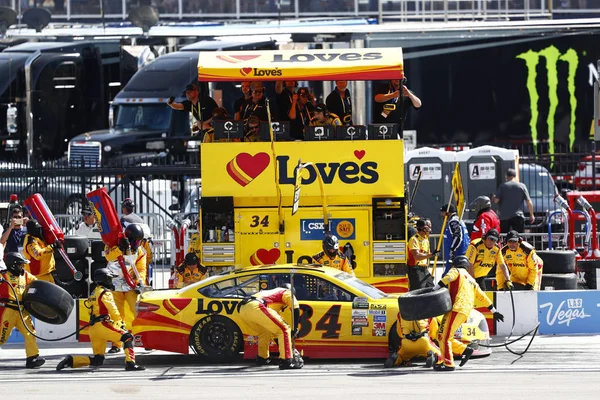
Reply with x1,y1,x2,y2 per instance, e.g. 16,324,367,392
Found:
407,219,437,290
239,284,303,370
56,268,144,371
499,230,543,290
0,253,45,368
104,223,147,353
431,256,504,371
174,252,208,288
384,305,440,368
440,204,470,275
465,228,512,291
23,219,57,283
470,196,500,241
312,233,355,276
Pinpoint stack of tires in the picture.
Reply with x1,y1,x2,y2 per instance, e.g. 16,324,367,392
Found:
536,250,578,290
575,259,600,290
90,240,108,277
53,235,89,298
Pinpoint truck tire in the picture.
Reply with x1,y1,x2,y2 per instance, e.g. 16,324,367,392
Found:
540,273,578,290
22,280,74,325
576,260,600,290
91,240,106,262
62,235,89,259
537,250,576,274
398,287,452,321
189,315,242,362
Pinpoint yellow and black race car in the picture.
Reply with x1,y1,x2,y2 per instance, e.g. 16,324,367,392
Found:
132,264,491,361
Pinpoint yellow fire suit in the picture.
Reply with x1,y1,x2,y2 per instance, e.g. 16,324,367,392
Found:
500,242,543,290
23,235,56,283
312,251,355,276
188,231,202,260
69,285,135,368
465,238,504,279
239,288,298,360
0,270,40,358
105,246,147,349
437,267,493,368
141,239,153,285
392,313,441,365
174,265,208,288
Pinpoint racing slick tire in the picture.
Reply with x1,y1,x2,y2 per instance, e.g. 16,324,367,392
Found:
189,315,243,362
388,321,401,352
62,235,89,260
22,280,74,324
398,287,452,321
91,240,106,263
540,273,578,290
54,258,89,283
536,250,576,274
576,260,600,289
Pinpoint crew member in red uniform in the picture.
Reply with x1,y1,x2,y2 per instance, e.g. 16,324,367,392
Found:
470,196,500,241
239,284,303,369
56,268,144,371
312,234,355,276
432,256,504,371
0,253,45,368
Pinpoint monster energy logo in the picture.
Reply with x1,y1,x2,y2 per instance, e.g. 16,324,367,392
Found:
516,46,578,154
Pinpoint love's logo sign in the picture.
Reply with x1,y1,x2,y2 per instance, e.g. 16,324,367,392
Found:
226,152,270,187
250,248,281,265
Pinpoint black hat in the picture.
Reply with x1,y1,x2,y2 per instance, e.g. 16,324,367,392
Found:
506,230,520,242
314,103,327,113
183,83,198,95
485,228,500,241
185,252,199,265
441,204,456,213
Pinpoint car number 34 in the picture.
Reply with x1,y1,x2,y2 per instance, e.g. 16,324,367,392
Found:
296,304,343,339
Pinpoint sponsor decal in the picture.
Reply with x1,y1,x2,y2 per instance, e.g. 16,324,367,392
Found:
373,315,387,322
516,45,578,152
196,299,243,315
300,218,356,241
368,309,386,316
373,322,386,330
538,291,600,334
352,327,362,336
162,298,192,316
226,152,271,187
352,309,369,327
409,164,442,181
372,329,386,337
249,248,281,265
272,52,383,63
469,163,495,180
352,297,369,309
278,154,378,185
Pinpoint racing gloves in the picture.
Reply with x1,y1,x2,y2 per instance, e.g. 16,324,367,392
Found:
119,237,130,253
488,305,504,322
525,284,534,290
505,281,514,291
293,308,301,338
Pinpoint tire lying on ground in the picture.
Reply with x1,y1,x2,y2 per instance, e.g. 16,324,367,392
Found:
398,287,452,321
22,280,74,324
62,235,89,259
91,240,106,262
537,250,576,274
540,273,578,290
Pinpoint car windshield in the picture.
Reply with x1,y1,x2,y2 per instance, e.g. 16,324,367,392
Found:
333,272,388,299
114,104,172,131
520,167,557,198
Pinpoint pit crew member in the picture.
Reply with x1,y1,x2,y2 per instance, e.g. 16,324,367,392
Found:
470,196,500,241
499,230,542,290
465,228,512,291
23,220,57,283
174,252,208,288
440,204,469,275
312,234,355,276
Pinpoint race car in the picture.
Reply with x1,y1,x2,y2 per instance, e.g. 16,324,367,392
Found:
132,264,491,361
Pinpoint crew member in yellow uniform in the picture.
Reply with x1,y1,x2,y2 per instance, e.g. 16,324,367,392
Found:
55,268,144,371
0,253,45,369
407,219,437,290
239,284,303,370
432,256,504,371
465,228,512,291
312,234,355,276
105,223,147,353
174,252,208,288
499,230,542,290
311,103,342,126
187,220,202,259
384,309,440,368
23,220,56,283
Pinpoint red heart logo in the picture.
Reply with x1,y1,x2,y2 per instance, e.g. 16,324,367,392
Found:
240,67,252,76
227,152,270,187
250,248,281,265
162,298,192,316
354,150,366,160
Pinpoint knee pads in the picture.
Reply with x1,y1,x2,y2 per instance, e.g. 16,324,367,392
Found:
90,355,105,366
121,332,134,347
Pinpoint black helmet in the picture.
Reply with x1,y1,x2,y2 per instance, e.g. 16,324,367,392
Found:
122,198,135,212
125,223,144,250
452,255,470,269
322,233,339,257
93,268,116,290
26,219,43,239
5,252,29,276
471,196,492,215
441,203,456,213
185,252,199,266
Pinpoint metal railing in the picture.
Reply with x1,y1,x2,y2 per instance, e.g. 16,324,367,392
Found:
2,0,597,22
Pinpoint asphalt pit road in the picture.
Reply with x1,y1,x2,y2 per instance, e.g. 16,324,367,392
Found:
348,370,411,377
